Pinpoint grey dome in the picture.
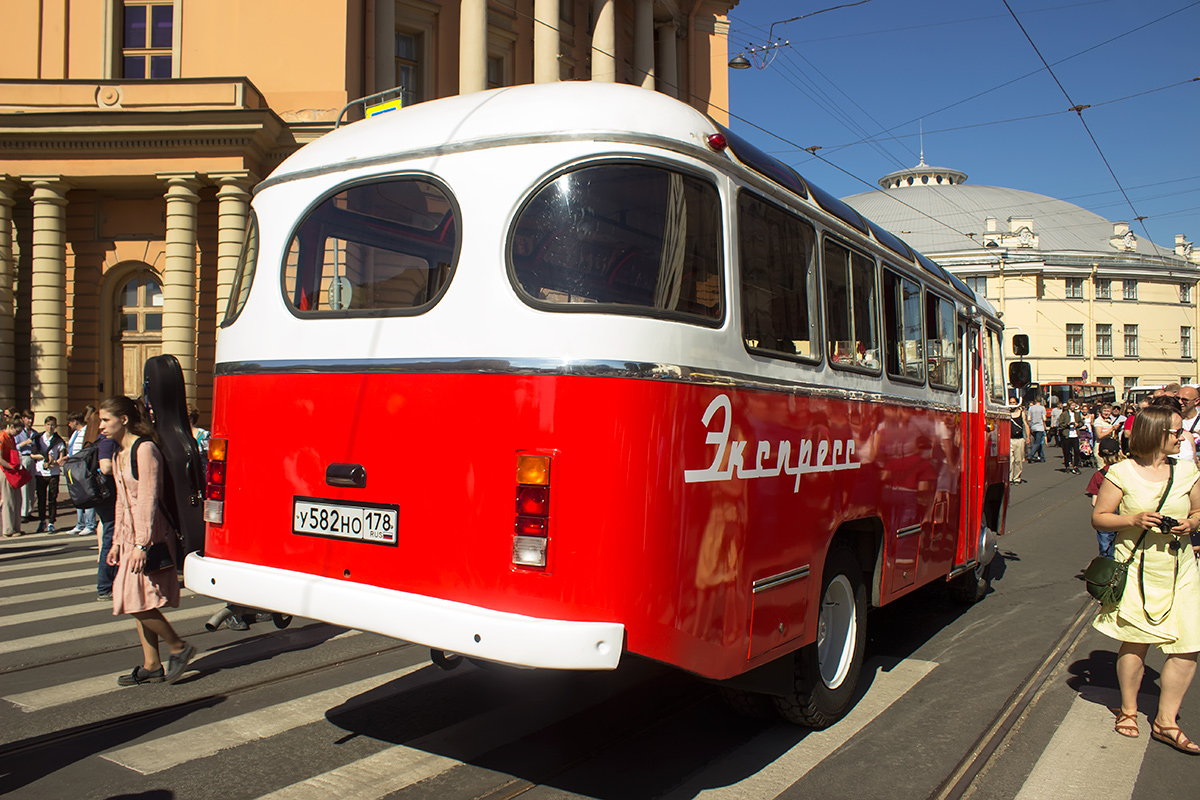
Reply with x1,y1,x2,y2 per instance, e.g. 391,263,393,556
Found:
844,173,1149,255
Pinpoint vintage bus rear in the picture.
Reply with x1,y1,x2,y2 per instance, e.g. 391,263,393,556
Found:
186,82,1011,727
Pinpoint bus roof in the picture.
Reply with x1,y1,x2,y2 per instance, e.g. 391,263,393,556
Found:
263,81,988,314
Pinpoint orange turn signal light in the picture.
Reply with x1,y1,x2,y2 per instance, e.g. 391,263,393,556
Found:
209,437,227,462
516,455,550,486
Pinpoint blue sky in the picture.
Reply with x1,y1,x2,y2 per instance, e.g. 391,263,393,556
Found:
725,0,1200,253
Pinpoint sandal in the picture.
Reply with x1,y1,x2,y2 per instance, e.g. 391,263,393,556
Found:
117,665,164,686
1114,711,1139,738
1151,722,1200,755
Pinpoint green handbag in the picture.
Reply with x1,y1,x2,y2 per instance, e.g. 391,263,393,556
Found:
1084,461,1171,606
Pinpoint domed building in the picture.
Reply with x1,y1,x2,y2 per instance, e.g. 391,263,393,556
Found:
844,159,1200,401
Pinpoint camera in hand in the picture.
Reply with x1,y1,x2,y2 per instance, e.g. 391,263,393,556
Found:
1158,515,1180,533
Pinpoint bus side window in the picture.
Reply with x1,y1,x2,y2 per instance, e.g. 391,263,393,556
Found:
823,239,880,372
925,293,961,390
737,193,818,360
882,267,924,383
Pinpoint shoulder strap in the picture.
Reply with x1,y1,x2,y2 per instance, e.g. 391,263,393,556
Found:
130,438,146,481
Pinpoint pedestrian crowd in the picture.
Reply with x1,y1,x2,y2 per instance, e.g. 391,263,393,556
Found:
2,401,211,687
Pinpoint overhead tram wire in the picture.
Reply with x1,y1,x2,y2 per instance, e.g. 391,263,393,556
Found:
1001,0,1163,257
784,75,1199,157
507,6,1190,256
824,0,1200,159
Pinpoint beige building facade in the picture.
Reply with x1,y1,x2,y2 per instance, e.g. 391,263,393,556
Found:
0,0,739,424
844,160,1200,402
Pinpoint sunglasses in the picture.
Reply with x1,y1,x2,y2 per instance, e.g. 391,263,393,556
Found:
1166,428,1186,438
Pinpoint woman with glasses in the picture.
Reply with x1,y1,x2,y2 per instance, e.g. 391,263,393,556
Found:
1091,403,1200,754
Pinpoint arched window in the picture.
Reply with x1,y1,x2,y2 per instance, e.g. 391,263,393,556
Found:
114,272,163,396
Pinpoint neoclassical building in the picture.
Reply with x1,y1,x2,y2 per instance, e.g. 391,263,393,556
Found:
844,159,1200,400
0,0,739,423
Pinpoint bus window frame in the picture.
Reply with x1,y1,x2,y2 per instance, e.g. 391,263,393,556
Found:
277,172,462,320
985,325,1008,404
881,263,926,387
506,157,726,329
222,209,260,327
926,290,962,393
821,233,882,376
735,187,823,367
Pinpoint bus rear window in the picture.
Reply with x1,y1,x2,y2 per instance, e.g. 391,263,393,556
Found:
283,177,458,316
510,164,722,324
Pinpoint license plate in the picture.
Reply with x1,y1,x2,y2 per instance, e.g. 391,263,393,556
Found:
293,497,400,546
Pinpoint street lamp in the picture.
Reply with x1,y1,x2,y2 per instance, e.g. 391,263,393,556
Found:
728,54,752,69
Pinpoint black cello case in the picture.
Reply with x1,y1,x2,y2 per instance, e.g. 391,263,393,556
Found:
142,354,207,558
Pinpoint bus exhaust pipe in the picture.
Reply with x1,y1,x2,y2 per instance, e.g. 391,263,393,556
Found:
205,606,236,632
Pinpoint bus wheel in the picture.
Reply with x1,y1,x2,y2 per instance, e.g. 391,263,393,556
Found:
947,561,990,605
717,687,779,720
774,546,867,729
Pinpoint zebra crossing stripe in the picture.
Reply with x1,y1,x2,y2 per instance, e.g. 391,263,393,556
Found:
663,658,938,800
2,599,136,627
0,567,97,588
0,603,224,655
0,585,99,607
104,661,441,774
0,547,74,567
6,629,364,713
1014,690,1148,800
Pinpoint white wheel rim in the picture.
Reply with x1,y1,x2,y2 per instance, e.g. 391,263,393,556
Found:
817,574,857,689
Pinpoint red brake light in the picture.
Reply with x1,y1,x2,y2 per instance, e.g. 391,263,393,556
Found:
516,486,549,516
706,133,728,152
207,461,226,485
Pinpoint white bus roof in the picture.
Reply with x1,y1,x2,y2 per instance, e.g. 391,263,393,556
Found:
269,82,718,184
262,81,989,314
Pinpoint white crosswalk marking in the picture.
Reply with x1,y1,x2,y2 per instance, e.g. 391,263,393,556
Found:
1015,690,1148,800
4,629,365,712
0,547,73,566
104,661,439,774
0,552,97,572
0,585,97,606
663,658,938,800
0,602,224,655
0,566,97,588
2,599,131,627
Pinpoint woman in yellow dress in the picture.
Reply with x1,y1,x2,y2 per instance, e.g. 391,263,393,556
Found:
1092,402,1200,754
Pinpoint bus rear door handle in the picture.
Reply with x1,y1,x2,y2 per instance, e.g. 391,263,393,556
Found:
326,463,367,488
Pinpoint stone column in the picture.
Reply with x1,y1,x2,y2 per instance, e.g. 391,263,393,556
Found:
27,178,70,424
375,0,397,93
0,177,17,411
533,0,559,84
158,173,202,406
460,0,488,95
656,21,679,99
591,0,616,82
210,173,255,325
634,0,655,89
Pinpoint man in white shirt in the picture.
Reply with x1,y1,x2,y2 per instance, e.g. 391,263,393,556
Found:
30,416,65,533
1174,386,1200,464
1026,396,1047,462
1059,400,1083,474
63,412,98,536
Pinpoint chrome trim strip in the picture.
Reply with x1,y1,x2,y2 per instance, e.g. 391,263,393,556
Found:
896,524,923,539
752,565,811,594
214,357,966,413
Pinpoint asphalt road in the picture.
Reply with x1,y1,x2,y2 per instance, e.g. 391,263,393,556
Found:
1,457,1197,799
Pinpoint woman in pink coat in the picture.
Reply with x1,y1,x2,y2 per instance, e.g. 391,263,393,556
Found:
100,395,195,686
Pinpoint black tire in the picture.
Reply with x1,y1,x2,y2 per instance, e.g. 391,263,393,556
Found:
947,560,990,605
272,613,293,629
431,650,463,670
717,687,779,720
774,546,867,728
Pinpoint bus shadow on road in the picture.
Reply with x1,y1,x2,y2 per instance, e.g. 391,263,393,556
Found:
321,653,931,799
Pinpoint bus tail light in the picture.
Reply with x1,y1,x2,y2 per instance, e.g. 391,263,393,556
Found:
513,454,550,569
204,437,227,525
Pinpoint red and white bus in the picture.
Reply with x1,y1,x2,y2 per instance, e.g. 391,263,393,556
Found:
185,82,1014,727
